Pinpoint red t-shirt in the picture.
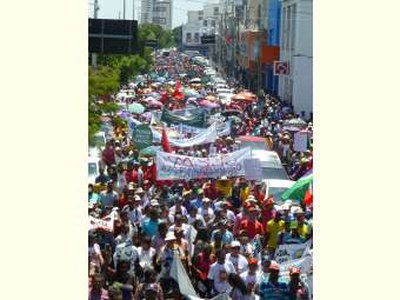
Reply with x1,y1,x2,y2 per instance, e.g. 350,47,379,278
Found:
239,219,264,239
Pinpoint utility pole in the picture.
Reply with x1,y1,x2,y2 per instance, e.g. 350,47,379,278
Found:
92,0,99,68
132,0,135,20
123,0,126,19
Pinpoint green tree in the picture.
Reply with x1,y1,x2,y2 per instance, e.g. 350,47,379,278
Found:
88,66,120,146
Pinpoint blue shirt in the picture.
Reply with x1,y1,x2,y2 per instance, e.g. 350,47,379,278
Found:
88,192,101,204
142,218,159,238
190,198,203,209
211,230,234,245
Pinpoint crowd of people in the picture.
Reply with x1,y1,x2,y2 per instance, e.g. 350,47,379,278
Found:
89,50,313,300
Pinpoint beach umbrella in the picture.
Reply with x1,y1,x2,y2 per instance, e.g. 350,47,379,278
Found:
282,170,313,202
145,96,156,102
199,99,220,108
148,99,164,108
128,103,145,114
232,92,257,102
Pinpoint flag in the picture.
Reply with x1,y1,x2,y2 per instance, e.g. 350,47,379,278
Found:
161,127,172,153
282,169,313,202
173,79,185,101
304,190,313,206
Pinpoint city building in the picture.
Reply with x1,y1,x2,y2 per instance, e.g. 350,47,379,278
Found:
187,10,204,23
265,0,282,95
140,0,155,25
278,0,313,119
140,0,172,30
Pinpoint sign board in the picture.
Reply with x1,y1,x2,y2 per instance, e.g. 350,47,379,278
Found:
132,124,153,150
293,131,309,152
273,61,289,76
201,35,216,45
89,18,138,54
243,158,263,181
274,243,308,264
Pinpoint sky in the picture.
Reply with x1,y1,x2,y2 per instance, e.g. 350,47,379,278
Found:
88,0,219,29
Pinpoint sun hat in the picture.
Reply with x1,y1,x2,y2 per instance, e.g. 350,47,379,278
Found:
135,187,144,194
202,197,211,203
134,195,141,201
164,232,176,241
230,241,241,248
150,199,160,206
269,261,280,271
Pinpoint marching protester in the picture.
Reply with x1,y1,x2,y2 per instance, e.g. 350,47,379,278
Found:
88,50,313,299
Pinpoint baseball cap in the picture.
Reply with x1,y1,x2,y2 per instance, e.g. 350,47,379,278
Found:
269,261,280,271
248,258,258,265
230,241,241,248
289,266,302,275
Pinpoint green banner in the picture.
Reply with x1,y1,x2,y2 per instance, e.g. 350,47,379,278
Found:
161,109,206,128
132,124,153,150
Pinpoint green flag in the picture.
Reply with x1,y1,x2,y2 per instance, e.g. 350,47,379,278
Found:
282,172,313,202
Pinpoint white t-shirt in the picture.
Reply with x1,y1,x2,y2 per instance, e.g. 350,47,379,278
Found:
136,246,156,269
187,214,207,228
199,207,215,221
226,253,249,274
208,261,236,294
169,205,188,217
168,223,191,239
128,207,143,224
240,270,261,286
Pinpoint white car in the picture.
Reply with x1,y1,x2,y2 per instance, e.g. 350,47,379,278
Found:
88,148,102,185
251,150,290,181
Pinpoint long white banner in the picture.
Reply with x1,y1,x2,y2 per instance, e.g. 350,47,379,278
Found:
178,120,231,136
156,147,252,180
152,123,218,147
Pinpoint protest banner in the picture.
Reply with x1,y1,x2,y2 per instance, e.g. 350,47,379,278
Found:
161,108,207,128
243,158,263,181
179,120,231,137
293,130,309,152
132,124,153,150
156,147,252,180
152,123,217,147
170,252,197,297
88,216,114,232
274,243,309,264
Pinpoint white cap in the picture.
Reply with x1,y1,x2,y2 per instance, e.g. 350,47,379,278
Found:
165,232,176,241
231,240,241,248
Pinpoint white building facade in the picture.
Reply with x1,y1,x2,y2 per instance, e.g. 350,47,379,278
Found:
153,0,173,30
187,10,204,23
141,0,155,25
278,0,313,119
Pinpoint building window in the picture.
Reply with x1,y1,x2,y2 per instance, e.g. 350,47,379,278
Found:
214,7,219,15
194,33,200,42
199,16,203,20
211,20,216,27
203,20,207,26
186,33,192,42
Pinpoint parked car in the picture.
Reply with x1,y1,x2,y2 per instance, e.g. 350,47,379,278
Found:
88,148,102,185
